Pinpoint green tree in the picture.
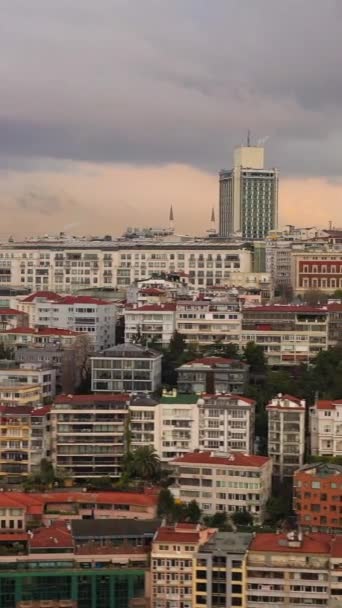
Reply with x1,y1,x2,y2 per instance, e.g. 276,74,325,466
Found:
127,446,161,482
85,476,113,490
205,341,240,359
243,342,267,374
185,500,201,523
169,331,186,359
231,510,253,527
157,488,175,518
266,496,291,525
302,289,329,305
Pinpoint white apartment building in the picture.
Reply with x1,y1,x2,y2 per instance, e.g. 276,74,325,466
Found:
170,451,272,523
198,394,255,454
91,343,162,394
0,364,56,402
129,394,200,462
176,300,241,346
15,292,116,351
267,394,306,481
0,241,252,291
310,399,342,457
0,326,82,349
124,303,176,347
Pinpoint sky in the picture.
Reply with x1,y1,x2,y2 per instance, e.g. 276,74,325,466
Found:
1,0,342,237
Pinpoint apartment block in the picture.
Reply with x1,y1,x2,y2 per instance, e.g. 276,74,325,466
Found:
170,451,272,523
51,394,130,480
241,305,328,365
197,394,255,454
176,300,241,346
0,240,252,291
0,326,82,349
151,523,216,608
0,308,28,330
194,532,251,608
246,531,332,608
0,383,42,407
267,394,306,481
155,394,200,461
15,345,82,394
310,399,342,457
0,363,56,402
294,462,342,533
124,303,176,347
91,344,162,394
177,357,248,395
15,292,116,350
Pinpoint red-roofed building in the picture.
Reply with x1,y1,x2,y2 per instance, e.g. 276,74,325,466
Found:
310,399,342,457
29,521,73,552
292,250,342,296
14,292,117,351
124,303,176,346
294,463,342,533
241,304,329,365
246,531,333,606
169,451,272,523
151,523,216,608
176,356,249,395
267,394,306,481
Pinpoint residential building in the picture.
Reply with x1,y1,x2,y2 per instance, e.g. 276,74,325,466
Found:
0,362,56,402
51,394,130,480
176,300,241,346
151,522,216,608
241,304,328,365
0,239,253,291
197,394,255,454
219,145,278,239
154,394,200,462
194,532,252,608
310,399,342,457
0,406,31,483
30,405,51,471
0,326,83,349
15,292,117,350
294,462,342,533
292,250,342,295
124,303,176,347
0,308,28,330
91,344,162,394
327,302,342,345
267,394,306,481
0,383,42,407
246,531,332,608
0,489,158,525
170,451,272,522
14,345,82,394
0,520,148,607
176,357,249,394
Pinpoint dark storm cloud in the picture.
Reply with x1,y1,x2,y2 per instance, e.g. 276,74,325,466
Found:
15,187,79,215
1,0,342,176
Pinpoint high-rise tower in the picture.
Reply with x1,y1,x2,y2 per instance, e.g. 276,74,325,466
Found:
219,141,278,239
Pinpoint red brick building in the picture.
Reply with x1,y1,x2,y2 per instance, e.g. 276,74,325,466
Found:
294,462,342,532
292,251,342,295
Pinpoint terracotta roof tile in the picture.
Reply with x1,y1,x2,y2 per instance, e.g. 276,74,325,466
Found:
249,533,332,554
29,522,73,549
172,451,269,468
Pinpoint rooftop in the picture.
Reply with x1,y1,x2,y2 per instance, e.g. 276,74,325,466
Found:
22,291,63,303
71,518,161,539
178,357,246,368
0,308,26,316
316,399,342,410
154,523,201,544
243,305,327,314
125,304,176,312
249,532,332,555
199,531,252,555
160,394,199,405
1,327,80,336
94,343,162,359
54,393,130,405
295,462,342,476
29,522,73,550
172,451,269,468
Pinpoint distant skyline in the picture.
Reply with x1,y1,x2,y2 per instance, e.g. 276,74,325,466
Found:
1,1,342,236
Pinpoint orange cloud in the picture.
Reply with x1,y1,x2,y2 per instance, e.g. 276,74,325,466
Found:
0,163,341,238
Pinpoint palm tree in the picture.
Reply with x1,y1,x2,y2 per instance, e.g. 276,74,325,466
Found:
130,446,161,482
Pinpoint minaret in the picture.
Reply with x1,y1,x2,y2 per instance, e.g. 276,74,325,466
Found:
169,205,175,232
207,207,217,235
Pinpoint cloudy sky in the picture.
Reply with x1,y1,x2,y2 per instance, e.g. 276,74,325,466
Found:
1,0,342,237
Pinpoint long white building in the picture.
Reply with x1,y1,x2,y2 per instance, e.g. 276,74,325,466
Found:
0,239,253,291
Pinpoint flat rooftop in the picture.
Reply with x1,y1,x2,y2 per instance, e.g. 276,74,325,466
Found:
199,532,252,555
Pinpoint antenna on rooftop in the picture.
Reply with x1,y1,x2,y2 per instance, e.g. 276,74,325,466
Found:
247,129,251,147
